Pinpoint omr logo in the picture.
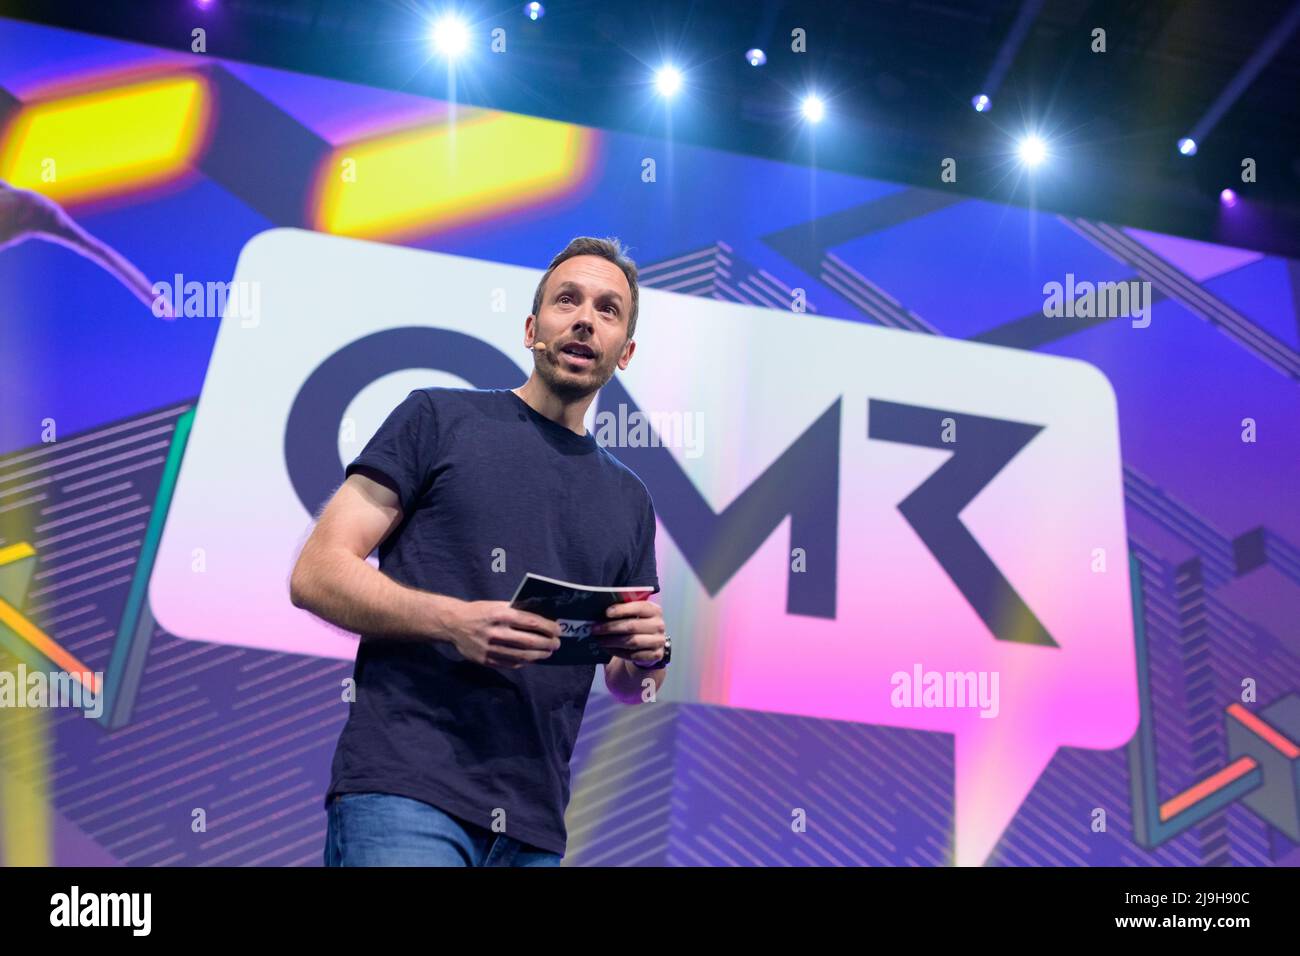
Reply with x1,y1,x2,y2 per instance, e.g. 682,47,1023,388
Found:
281,327,1056,650
150,228,1138,866
867,400,1056,647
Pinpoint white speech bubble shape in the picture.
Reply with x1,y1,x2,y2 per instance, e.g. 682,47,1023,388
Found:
151,228,1138,864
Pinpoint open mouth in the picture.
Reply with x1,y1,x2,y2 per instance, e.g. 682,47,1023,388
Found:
558,342,597,366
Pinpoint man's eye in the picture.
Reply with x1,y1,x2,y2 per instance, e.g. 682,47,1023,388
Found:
558,294,572,303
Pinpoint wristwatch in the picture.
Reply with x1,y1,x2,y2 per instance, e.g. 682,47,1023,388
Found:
632,635,671,670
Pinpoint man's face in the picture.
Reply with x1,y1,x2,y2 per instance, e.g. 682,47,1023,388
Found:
527,254,636,400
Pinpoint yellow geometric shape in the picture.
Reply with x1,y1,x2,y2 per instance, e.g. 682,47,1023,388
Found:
313,110,595,241
0,73,210,203
0,599,99,696
0,728,51,866
0,540,50,866
0,542,36,606
0,541,36,570
0,541,98,695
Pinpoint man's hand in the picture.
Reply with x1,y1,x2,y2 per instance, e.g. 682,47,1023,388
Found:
443,600,562,669
592,600,666,666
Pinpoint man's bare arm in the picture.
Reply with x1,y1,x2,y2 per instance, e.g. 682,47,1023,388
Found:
289,473,561,666
289,473,448,639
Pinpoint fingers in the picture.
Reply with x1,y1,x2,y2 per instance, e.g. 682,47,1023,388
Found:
489,625,560,652
595,634,655,658
595,624,664,653
593,616,663,638
482,617,561,669
472,605,563,670
604,600,658,619
597,635,657,654
501,608,561,638
483,640,555,668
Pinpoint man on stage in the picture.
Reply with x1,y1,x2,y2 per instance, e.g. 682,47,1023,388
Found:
290,236,667,866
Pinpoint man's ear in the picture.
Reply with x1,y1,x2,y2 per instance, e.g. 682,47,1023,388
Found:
523,313,536,346
617,337,636,370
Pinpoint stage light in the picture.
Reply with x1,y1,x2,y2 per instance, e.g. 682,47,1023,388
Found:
1220,188,1239,208
801,94,825,123
1181,3,1300,162
1017,134,1047,168
746,48,767,67
524,2,544,20
974,0,1043,119
1177,137,1198,156
654,65,682,98
431,14,470,58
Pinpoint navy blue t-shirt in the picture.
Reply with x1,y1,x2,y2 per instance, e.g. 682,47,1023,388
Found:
324,386,659,855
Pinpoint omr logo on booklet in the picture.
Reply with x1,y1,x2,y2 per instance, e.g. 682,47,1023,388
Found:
510,572,657,666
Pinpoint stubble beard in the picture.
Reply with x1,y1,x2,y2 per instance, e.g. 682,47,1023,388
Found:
536,349,618,402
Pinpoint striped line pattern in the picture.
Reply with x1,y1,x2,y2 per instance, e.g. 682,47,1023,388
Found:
1123,466,1237,589
0,404,351,866
639,241,819,314
1064,218,1300,381
819,251,939,334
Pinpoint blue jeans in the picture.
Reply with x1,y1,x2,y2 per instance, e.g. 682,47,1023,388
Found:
324,792,563,867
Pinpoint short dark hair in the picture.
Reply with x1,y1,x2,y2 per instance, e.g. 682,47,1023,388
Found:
532,236,640,340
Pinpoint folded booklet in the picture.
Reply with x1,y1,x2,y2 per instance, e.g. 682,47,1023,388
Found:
508,572,657,665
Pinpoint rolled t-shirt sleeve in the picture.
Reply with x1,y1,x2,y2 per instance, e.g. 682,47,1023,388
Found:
623,490,660,593
344,389,438,515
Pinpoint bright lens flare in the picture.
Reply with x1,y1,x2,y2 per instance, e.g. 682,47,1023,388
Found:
801,94,825,123
1018,134,1047,168
654,66,682,98
431,15,469,57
